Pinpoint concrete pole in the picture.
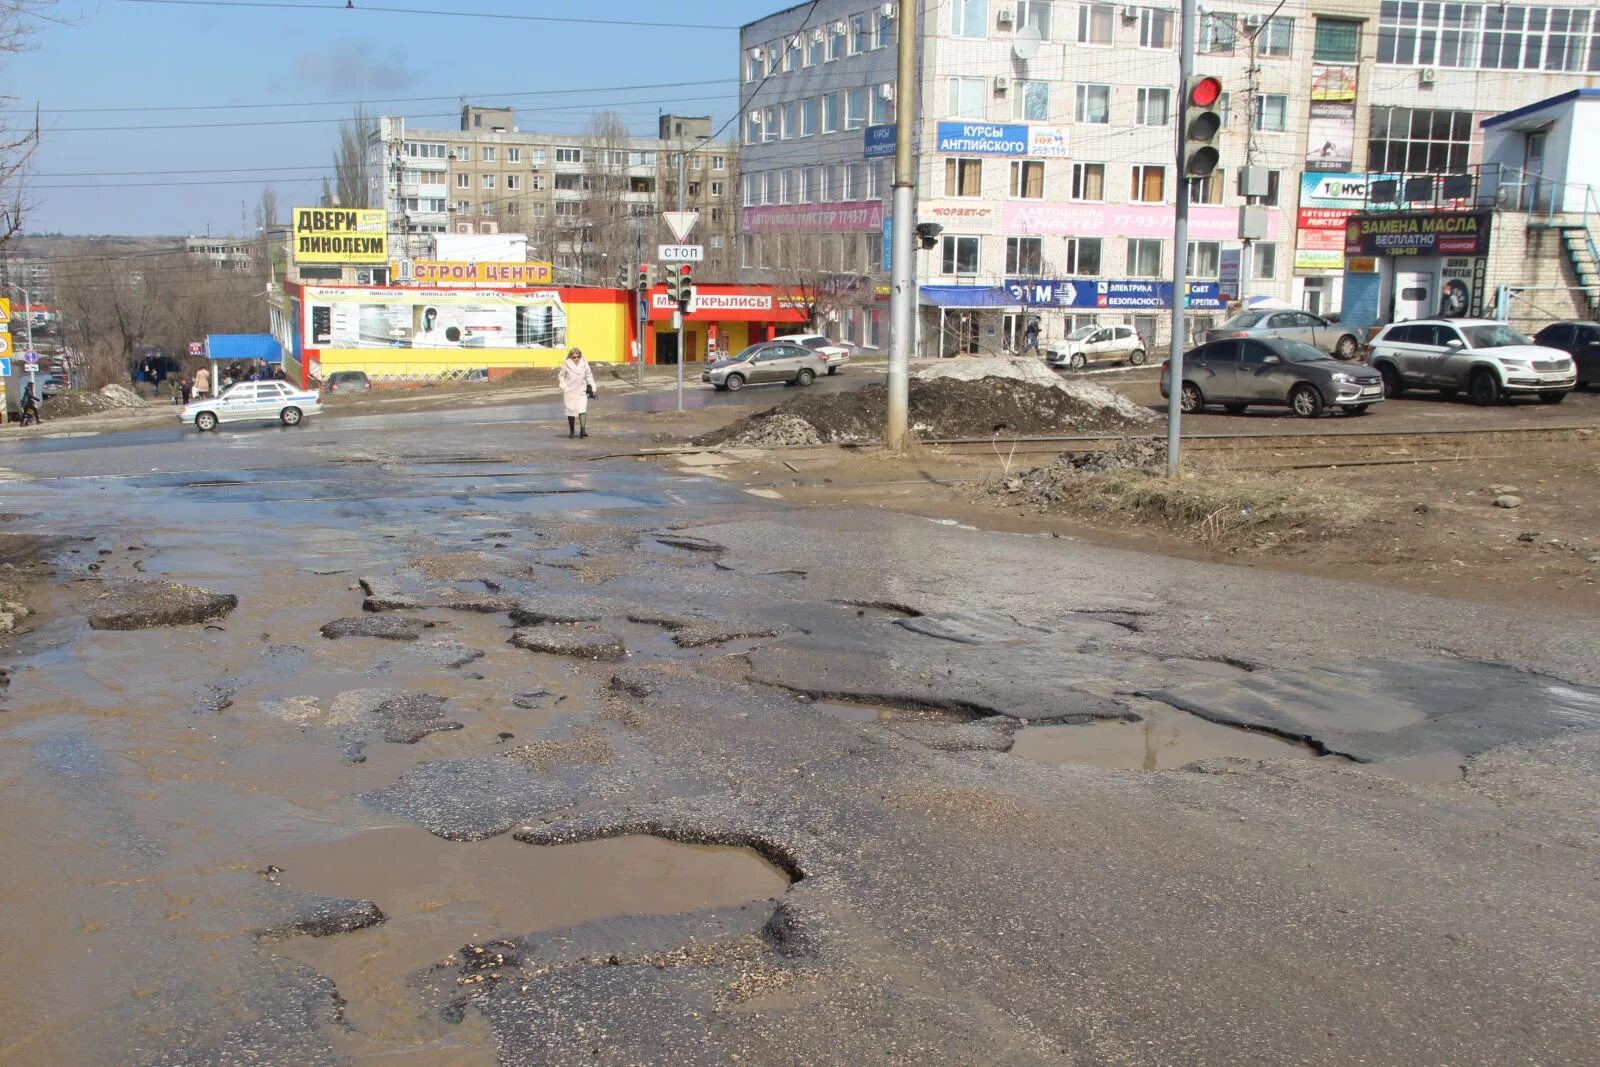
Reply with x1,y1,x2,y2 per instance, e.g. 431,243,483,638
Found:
635,214,645,388
676,149,686,412
1167,0,1195,477
885,2,918,450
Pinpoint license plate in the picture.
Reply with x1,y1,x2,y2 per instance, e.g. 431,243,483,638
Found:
1361,385,1382,395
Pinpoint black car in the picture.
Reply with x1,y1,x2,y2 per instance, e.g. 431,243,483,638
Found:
1532,322,1600,389
1160,337,1385,417
323,370,372,394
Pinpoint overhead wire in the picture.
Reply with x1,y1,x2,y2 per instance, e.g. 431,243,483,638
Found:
114,0,741,31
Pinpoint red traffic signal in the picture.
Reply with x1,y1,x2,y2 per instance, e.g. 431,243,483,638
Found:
1182,75,1224,178
1188,75,1222,108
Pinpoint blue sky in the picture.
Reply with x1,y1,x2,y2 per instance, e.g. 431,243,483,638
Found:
7,0,785,236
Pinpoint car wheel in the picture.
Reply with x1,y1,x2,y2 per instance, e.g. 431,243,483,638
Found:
1069,353,1086,371
1378,363,1404,398
195,411,218,432
280,406,302,426
1179,382,1205,414
1290,384,1325,418
796,368,816,387
1468,368,1501,406
1335,335,1359,360
1128,348,1147,366
725,373,745,392
1223,403,1248,414
1538,391,1567,405
1346,404,1370,416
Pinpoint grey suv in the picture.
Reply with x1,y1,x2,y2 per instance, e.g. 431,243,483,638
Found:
702,342,826,392
1160,337,1385,417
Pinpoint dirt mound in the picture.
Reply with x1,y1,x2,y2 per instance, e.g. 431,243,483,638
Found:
37,385,150,419
698,375,1151,448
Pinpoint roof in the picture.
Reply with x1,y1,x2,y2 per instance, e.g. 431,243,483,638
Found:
206,334,282,362
1481,88,1600,129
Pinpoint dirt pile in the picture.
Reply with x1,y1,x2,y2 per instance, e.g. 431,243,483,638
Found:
995,439,1169,505
698,371,1153,448
39,384,150,419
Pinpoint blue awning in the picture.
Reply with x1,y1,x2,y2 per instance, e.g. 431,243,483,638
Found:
206,334,283,363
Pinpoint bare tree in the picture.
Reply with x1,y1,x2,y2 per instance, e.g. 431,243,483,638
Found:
572,111,644,286
329,105,373,209
254,188,279,234
0,3,66,244
745,230,872,334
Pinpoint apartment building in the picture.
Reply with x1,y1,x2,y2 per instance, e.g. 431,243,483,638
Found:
184,237,254,271
371,108,738,283
739,1,1600,354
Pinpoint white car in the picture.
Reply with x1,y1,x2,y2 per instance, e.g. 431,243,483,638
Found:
771,333,850,374
1367,318,1577,405
1045,324,1147,370
180,380,324,431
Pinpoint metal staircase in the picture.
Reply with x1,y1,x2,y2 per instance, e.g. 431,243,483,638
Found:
1557,211,1600,317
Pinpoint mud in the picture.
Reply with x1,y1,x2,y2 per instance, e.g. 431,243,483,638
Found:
322,615,438,641
87,578,238,629
1009,703,1317,770
510,623,628,661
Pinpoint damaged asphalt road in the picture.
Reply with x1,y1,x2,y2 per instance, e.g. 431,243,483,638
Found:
0,414,1597,1064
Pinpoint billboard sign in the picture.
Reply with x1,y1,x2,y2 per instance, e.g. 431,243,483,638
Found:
1219,249,1241,300
304,287,567,350
1344,212,1491,257
934,122,1070,158
741,200,884,234
1306,102,1356,173
410,261,554,285
864,124,898,159
1311,64,1358,102
292,208,388,264
1001,279,1223,310
1004,202,1275,241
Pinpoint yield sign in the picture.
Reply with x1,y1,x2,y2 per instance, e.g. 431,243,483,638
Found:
662,210,699,243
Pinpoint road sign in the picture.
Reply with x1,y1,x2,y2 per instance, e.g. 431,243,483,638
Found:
658,244,703,263
188,341,205,357
0,358,11,376
22,350,36,365
0,333,11,358
662,210,699,243
0,298,10,324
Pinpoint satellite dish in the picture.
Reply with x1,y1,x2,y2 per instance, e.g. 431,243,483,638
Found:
1013,24,1042,61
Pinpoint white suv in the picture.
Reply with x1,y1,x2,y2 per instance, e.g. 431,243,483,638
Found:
1367,318,1576,405
1045,325,1146,370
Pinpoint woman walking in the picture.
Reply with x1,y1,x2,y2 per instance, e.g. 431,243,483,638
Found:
557,346,596,439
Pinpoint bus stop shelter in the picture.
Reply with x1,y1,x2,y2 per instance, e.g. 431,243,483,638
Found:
204,334,282,393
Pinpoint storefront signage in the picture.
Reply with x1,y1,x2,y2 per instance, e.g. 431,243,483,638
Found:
920,200,997,232
412,260,553,285
1345,212,1490,257
741,201,884,234
292,208,388,264
1296,174,1371,271
303,287,566,349
1306,101,1356,173
1002,278,1223,310
1004,202,1273,241
651,292,773,312
864,124,898,159
1219,249,1241,300
1311,64,1357,102
934,122,1070,158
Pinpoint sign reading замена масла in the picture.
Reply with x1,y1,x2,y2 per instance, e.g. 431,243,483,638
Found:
292,207,388,264
935,122,1069,158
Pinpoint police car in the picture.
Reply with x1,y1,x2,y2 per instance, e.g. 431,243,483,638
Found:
179,380,324,431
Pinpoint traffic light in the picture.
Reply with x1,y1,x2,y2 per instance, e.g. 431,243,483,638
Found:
637,263,649,292
616,266,629,289
1181,75,1223,177
914,221,943,250
677,264,695,313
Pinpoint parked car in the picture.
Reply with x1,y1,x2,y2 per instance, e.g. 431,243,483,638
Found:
771,333,850,374
180,380,323,431
1207,310,1363,361
1367,318,1576,405
702,341,826,392
1531,321,1600,389
1160,337,1385,417
1045,324,1146,370
323,370,372,394
40,374,67,399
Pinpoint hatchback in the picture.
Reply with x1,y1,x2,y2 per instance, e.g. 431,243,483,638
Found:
702,342,827,392
324,370,372,394
1160,337,1385,417
1045,324,1146,370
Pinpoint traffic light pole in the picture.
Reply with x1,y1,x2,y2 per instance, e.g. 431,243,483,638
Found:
1167,0,1196,477
885,2,917,451
676,151,687,412
635,215,644,389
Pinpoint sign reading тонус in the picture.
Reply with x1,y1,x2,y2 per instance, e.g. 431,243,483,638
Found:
292,208,388,264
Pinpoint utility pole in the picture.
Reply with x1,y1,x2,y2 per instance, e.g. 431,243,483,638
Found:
885,2,917,450
675,149,686,412
635,214,644,388
1168,0,1197,476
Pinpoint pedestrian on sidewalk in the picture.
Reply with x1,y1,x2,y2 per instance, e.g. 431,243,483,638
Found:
1021,317,1041,356
194,364,210,399
557,346,596,439
181,378,193,405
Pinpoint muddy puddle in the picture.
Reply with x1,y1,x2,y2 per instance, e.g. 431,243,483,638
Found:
271,826,791,1062
1361,750,1468,783
1011,704,1315,770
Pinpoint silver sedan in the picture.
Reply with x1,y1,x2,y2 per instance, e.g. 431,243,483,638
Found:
1208,310,1364,361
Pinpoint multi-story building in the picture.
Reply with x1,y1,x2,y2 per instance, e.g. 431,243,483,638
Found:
184,237,254,271
739,1,1600,355
370,107,739,282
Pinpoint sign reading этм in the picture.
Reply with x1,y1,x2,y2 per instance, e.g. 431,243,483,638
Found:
292,208,388,264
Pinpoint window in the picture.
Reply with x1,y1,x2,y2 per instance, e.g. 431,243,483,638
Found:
1070,162,1105,201
832,163,851,199
846,88,867,130
846,162,866,199
689,181,702,198
711,181,723,197
941,235,980,275
633,150,656,167
1012,80,1049,121
1063,236,1101,275
850,12,871,54
1253,242,1278,279
481,147,496,162
800,97,818,136
506,175,520,191
1136,87,1171,125
1131,164,1166,203
1368,106,1475,172
1187,169,1224,205
556,148,582,163
827,20,846,59
875,8,894,49
405,142,446,159
1009,160,1045,199
456,173,470,189
713,155,726,170
556,201,581,217
506,200,519,216
1017,0,1053,38
1186,241,1221,277
1216,92,1232,128
1127,238,1162,277
818,165,835,201
767,40,782,75
455,200,471,215
1006,236,1044,275
745,50,763,82
532,149,546,166
741,173,756,206
806,29,823,65
786,33,801,70
507,148,521,163
947,76,986,118
1314,17,1361,63
1263,169,1281,206
763,171,778,204
1078,2,1116,45
823,93,841,133
781,101,797,139
531,175,545,191
872,86,894,125
419,171,445,186
1075,83,1110,123
1258,16,1293,56
1141,7,1174,48
778,171,793,205
945,157,983,197
1252,94,1288,132
953,0,988,38
763,105,778,142
799,167,815,203
555,173,582,191
1199,12,1237,53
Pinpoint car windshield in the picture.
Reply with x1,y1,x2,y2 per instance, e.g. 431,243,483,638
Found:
1066,325,1098,341
1274,340,1331,363
729,346,763,362
1220,312,1266,330
1461,324,1529,349
797,337,828,350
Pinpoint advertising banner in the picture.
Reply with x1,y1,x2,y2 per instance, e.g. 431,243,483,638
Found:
1311,64,1357,102
1001,278,1223,310
292,208,388,264
1344,212,1491,257
1305,102,1355,173
935,122,1070,158
864,124,897,159
1003,202,1275,241
1219,249,1241,300
412,261,554,286
919,200,998,233
1295,173,1373,271
741,201,884,234
304,287,566,349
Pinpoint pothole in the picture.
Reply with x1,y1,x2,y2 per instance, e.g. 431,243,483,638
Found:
1011,703,1315,770
1363,750,1468,783
270,826,791,1063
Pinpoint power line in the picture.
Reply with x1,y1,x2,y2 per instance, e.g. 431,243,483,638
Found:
114,0,740,31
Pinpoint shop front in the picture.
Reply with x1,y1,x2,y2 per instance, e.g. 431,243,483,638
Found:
920,279,1226,356
1340,211,1491,330
643,284,809,365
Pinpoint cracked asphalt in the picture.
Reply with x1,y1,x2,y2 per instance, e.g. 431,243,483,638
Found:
0,390,1597,1064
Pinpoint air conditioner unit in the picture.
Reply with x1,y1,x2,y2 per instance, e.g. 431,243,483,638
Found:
881,2,897,17
831,20,848,34
455,222,473,233
1122,6,1139,20
994,75,1009,92
749,46,764,59
531,163,539,171
1419,67,1437,84
879,83,895,101
997,4,1015,27
1243,14,1264,28
811,27,825,42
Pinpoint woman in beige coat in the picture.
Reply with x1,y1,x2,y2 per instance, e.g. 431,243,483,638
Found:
557,347,596,438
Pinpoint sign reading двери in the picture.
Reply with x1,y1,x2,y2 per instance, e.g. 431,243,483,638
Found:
935,122,1069,158
292,208,388,264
